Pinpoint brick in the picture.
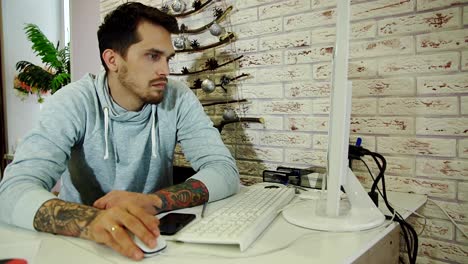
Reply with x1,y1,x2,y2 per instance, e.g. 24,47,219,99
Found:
215,101,258,116
313,98,377,115
260,31,311,51
259,99,313,114
416,118,468,136
352,78,415,97
419,199,468,223
378,8,460,36
235,145,283,162
221,129,258,145
350,117,415,135
456,223,468,243
416,158,468,179
463,96,468,115
460,138,468,158
259,0,311,19
350,36,414,59
462,50,468,70
311,0,336,9
312,20,377,44
377,137,457,157
417,29,468,52
285,8,336,31
229,8,257,25
315,135,377,151
408,216,454,240
259,116,284,130
239,51,282,68
458,182,468,201
313,60,377,80
313,134,329,150
254,65,313,83
386,176,456,199
465,6,468,25
286,46,333,64
351,0,415,21
417,0,468,11
233,18,282,38
236,0,277,9
411,256,456,264
259,132,312,147
286,116,328,132
418,74,468,94
419,237,468,263
379,52,459,75
237,160,276,176
285,148,327,166
285,81,331,98
379,97,458,115
217,39,259,55
240,84,283,99
352,155,415,176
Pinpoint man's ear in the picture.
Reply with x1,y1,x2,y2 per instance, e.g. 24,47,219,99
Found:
102,49,119,72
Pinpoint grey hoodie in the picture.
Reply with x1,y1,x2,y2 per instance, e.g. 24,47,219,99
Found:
0,71,239,230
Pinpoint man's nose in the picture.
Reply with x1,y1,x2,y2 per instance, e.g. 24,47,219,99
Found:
157,60,170,76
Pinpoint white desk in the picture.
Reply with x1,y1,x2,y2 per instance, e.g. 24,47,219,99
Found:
0,190,426,264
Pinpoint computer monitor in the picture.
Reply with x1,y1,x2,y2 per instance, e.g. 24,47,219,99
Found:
281,0,385,231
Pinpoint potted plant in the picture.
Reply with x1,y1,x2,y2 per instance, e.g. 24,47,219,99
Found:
14,23,70,103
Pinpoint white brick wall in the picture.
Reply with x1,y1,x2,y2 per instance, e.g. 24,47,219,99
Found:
104,1,468,263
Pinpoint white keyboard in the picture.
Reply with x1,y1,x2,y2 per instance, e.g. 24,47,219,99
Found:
176,184,295,251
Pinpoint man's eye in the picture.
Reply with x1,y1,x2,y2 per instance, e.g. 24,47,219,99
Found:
147,54,160,60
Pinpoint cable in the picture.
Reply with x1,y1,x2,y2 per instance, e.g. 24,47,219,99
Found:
350,147,419,264
428,198,468,239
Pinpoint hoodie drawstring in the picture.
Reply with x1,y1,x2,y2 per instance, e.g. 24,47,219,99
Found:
103,107,109,160
151,105,157,158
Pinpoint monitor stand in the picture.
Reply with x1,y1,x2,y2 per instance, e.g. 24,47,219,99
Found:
282,168,385,231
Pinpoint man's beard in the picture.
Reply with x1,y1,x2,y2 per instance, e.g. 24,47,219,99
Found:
118,65,165,105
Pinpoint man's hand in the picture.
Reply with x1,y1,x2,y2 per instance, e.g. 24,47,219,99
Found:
34,199,159,261
93,190,162,215
95,179,209,214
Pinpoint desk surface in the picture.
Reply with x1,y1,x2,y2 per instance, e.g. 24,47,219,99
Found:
0,190,426,264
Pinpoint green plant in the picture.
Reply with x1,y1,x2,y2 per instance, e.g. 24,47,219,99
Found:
14,23,70,103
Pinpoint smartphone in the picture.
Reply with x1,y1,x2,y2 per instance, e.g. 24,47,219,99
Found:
159,213,196,235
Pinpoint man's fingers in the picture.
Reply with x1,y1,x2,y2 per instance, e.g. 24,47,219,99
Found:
105,225,143,260
116,206,159,248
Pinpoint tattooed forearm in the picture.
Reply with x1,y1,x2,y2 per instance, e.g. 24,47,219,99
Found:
33,199,99,238
154,179,209,212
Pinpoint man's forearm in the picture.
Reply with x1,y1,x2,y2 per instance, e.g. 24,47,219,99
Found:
33,199,99,238
154,179,209,212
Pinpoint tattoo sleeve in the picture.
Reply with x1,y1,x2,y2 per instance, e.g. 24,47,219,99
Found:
33,199,99,238
154,179,209,212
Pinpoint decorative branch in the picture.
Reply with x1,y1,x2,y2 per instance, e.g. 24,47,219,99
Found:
175,32,235,54
170,55,243,76
179,6,232,34
172,0,213,17
215,117,265,133
201,99,247,107
191,73,250,91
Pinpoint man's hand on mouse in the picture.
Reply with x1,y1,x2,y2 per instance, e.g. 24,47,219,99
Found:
84,201,160,260
94,190,162,215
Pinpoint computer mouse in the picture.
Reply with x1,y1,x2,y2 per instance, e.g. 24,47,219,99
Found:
133,235,167,257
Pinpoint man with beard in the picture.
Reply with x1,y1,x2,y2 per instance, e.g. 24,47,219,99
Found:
0,2,239,260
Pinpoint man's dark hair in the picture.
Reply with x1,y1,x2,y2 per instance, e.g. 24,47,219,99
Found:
97,2,179,71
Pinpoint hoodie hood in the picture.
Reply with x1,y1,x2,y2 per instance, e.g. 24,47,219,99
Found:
94,71,158,159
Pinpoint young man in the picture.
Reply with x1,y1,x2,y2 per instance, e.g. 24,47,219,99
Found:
0,2,239,260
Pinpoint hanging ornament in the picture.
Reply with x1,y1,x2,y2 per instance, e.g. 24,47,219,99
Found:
209,23,223,36
171,0,186,13
223,108,237,121
173,35,186,49
201,78,216,93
